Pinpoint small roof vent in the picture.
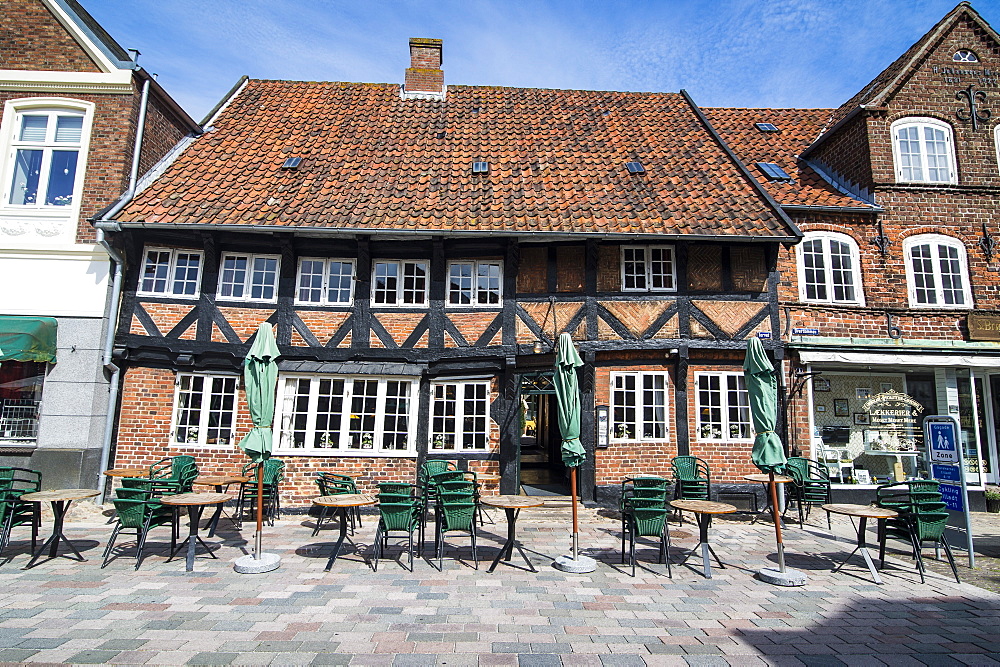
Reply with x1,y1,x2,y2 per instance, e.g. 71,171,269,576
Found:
756,162,792,182
625,161,646,174
282,157,302,169
472,161,489,174
755,122,780,132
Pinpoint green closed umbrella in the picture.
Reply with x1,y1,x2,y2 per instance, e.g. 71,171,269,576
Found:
236,323,280,571
554,333,594,570
743,337,791,575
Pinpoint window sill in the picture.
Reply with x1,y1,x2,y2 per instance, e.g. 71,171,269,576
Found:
273,449,417,458
137,293,200,300
0,441,36,455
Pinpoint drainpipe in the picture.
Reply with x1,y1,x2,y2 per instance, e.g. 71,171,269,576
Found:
93,75,151,501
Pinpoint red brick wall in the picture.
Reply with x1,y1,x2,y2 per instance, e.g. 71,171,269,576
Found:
137,91,192,179
0,0,101,72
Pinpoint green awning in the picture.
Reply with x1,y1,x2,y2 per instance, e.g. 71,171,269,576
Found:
0,317,57,363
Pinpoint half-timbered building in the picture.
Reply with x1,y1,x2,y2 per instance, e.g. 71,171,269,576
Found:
98,38,801,505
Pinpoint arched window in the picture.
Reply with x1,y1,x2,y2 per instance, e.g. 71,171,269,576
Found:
1,98,93,210
890,117,957,184
903,234,971,308
796,231,865,305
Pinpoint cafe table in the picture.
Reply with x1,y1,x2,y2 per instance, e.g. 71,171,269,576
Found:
480,495,545,573
821,503,899,584
102,467,150,479
20,488,100,569
159,492,231,571
743,473,794,525
193,473,250,536
312,494,377,571
669,499,737,579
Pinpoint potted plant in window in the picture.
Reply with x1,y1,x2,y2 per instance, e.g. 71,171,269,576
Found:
985,485,1000,514
432,434,446,450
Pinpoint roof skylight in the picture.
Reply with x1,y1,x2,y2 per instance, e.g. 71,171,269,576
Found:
755,123,780,132
281,157,302,169
756,162,792,182
472,161,489,174
625,161,646,174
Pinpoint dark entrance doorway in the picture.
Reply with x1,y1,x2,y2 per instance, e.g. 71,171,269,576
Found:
519,372,569,495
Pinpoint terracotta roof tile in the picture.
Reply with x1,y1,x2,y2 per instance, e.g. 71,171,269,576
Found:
704,107,875,209
121,80,796,238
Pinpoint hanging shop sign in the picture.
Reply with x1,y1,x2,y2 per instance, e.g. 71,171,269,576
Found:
860,389,924,452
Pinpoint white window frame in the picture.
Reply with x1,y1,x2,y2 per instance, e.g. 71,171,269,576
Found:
372,259,428,307
0,98,94,225
295,257,355,306
695,372,753,442
137,246,204,298
621,245,677,292
430,380,492,451
446,260,503,307
170,373,239,447
995,125,1000,175
217,252,280,303
609,371,670,442
890,117,958,184
273,374,419,456
903,234,972,309
796,231,865,306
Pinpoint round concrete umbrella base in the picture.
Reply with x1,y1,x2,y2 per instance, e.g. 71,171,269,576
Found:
757,566,807,586
234,552,281,574
553,554,597,573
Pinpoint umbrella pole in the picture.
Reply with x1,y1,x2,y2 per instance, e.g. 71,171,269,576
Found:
570,466,579,560
768,471,785,572
255,462,264,561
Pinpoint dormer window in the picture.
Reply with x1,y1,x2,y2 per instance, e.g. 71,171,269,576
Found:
890,118,957,184
953,49,978,62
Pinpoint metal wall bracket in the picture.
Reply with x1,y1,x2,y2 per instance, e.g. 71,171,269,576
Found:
979,222,998,262
870,218,891,257
956,85,991,131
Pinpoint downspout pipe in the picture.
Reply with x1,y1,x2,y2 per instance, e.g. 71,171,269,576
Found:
93,75,151,501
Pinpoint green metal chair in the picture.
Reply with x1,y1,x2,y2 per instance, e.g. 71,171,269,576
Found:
313,472,361,536
0,467,41,558
148,455,199,493
622,496,672,577
783,457,832,528
619,476,670,554
432,479,478,570
670,457,710,524
876,480,959,584
237,459,284,527
373,483,423,571
101,486,177,569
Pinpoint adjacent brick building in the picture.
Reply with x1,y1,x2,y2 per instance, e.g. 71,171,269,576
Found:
0,0,198,488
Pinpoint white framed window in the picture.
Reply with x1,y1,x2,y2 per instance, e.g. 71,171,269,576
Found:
995,125,1000,175
891,118,957,184
695,372,752,441
296,258,354,305
372,260,428,307
430,380,491,450
218,253,279,302
274,375,418,455
138,247,203,298
621,246,676,292
447,260,502,307
3,102,91,209
609,371,669,441
171,374,239,447
796,232,864,305
904,234,972,308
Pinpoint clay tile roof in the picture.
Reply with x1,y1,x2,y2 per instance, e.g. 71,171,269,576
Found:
120,80,797,239
703,108,875,210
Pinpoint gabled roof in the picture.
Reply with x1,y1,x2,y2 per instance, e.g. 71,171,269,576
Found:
806,2,1000,156
117,80,799,240
704,108,877,210
46,0,135,71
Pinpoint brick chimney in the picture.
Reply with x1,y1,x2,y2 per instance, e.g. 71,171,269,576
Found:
402,38,445,100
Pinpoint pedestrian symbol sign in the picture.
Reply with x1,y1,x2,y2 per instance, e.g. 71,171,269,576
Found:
928,419,959,463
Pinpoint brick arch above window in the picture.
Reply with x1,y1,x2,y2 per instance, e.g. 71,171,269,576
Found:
902,234,972,309
889,117,958,184
796,231,866,306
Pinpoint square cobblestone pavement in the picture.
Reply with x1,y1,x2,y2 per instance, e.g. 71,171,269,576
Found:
0,505,997,665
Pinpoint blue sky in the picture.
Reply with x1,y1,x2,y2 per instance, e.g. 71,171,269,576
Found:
87,0,1000,123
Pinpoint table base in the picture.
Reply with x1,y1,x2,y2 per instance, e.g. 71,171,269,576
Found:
830,515,885,584
675,513,726,578
324,507,360,571
488,508,535,573
167,505,218,571
23,500,85,569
